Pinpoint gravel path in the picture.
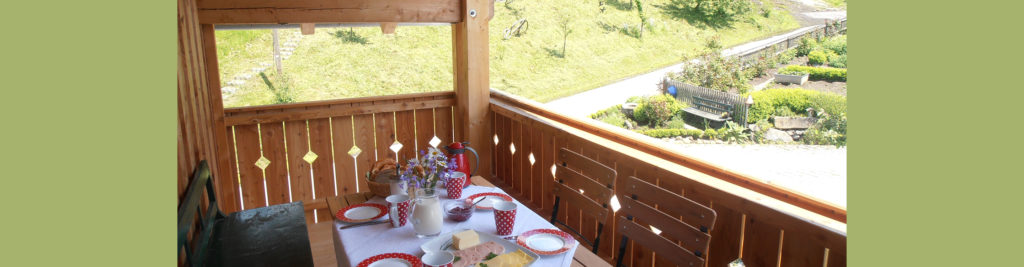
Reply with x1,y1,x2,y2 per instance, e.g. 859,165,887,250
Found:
667,142,847,207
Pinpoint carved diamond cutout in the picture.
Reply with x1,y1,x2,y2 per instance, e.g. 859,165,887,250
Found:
390,141,403,153
347,145,362,158
509,143,516,155
550,164,557,177
303,150,318,164
528,153,536,166
255,156,270,170
429,136,441,148
650,226,662,235
493,135,499,145
610,195,621,212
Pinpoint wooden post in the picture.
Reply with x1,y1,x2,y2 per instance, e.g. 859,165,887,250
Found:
201,24,238,213
453,0,494,180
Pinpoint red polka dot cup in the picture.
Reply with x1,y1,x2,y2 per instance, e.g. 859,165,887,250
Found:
386,194,412,227
493,201,517,236
445,172,467,199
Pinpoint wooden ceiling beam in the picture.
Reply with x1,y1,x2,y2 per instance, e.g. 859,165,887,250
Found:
197,0,462,24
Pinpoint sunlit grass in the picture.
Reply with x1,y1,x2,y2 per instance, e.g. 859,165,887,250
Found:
216,0,799,107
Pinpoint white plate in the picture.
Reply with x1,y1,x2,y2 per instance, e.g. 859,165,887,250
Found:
367,259,410,267
420,229,539,266
523,234,565,251
346,206,381,220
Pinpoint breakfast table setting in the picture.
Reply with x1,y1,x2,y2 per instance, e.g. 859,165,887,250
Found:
327,147,590,267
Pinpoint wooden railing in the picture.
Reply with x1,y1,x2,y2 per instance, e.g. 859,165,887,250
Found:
219,91,459,223
487,90,846,267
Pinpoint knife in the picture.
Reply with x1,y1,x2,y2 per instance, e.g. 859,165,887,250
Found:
339,220,390,230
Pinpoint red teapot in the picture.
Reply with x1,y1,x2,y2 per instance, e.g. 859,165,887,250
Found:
445,142,479,188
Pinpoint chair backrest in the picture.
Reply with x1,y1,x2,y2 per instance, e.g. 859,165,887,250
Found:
178,161,225,267
550,148,616,252
615,176,717,267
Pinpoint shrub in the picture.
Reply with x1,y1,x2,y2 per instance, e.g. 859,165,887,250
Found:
665,116,689,129
702,128,719,139
807,50,828,65
803,113,846,147
669,48,752,93
780,65,846,82
641,128,704,138
744,88,846,123
821,35,847,55
719,121,748,143
774,106,797,117
590,104,628,128
828,53,847,68
796,38,819,57
634,94,687,127
750,119,773,143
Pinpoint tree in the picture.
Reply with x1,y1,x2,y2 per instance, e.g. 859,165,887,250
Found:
633,0,648,38
667,0,751,28
558,17,573,57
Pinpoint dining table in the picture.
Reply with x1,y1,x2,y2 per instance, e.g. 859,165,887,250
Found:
326,176,612,267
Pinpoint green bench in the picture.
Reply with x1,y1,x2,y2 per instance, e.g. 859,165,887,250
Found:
178,161,314,267
682,96,732,128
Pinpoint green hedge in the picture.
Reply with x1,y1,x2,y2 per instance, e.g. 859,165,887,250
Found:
780,65,846,82
640,128,704,138
744,88,847,123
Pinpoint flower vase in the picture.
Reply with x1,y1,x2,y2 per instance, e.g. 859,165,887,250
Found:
410,188,443,238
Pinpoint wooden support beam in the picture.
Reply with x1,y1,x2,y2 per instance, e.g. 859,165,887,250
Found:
380,23,397,34
453,0,495,180
197,0,462,24
200,24,235,213
300,23,315,35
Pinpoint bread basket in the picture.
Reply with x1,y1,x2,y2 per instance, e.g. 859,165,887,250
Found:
365,159,401,197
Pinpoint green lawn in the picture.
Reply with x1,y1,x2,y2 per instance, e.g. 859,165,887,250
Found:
217,0,799,107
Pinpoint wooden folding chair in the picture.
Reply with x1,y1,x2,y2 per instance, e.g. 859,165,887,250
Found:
550,148,616,253
615,176,717,267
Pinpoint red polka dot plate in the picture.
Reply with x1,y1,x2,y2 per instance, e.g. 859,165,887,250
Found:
463,192,514,210
335,203,388,223
357,252,422,267
516,229,577,256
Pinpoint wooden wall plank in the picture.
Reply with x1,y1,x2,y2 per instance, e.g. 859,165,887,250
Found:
520,120,534,205
285,120,316,224
531,125,544,209
781,230,828,267
233,124,266,209
224,126,242,211
435,106,455,150
707,205,744,267
260,122,290,205
353,114,376,192
826,247,846,267
395,110,416,160
331,116,358,196
742,216,783,267
511,119,523,196
374,108,397,161
308,118,336,222
415,101,435,152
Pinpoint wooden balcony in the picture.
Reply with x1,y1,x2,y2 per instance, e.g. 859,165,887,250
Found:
191,90,847,266
178,0,845,266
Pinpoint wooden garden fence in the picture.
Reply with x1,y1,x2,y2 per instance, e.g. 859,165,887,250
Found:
664,79,748,125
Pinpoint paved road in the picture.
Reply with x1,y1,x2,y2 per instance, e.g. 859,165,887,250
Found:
667,143,847,208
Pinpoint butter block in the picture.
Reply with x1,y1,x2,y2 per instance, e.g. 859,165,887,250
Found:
452,230,480,250
480,249,531,267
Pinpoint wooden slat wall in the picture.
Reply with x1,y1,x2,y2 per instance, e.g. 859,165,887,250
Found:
218,92,457,222
178,0,234,212
488,97,847,267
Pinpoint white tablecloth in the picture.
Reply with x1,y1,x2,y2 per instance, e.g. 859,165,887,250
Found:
333,185,578,267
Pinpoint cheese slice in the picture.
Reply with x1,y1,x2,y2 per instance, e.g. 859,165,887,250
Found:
452,230,480,250
480,249,532,267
